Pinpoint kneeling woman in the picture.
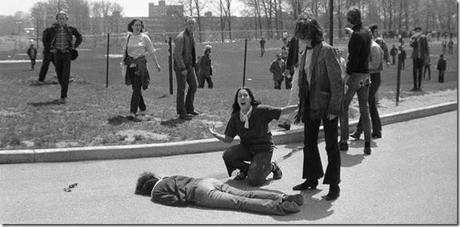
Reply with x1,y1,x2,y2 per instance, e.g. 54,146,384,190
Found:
209,87,297,186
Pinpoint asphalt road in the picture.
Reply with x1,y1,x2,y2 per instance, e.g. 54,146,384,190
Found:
0,111,457,224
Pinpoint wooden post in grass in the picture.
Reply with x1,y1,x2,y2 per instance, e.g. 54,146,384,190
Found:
242,39,248,87
168,37,173,95
396,51,402,106
106,33,110,88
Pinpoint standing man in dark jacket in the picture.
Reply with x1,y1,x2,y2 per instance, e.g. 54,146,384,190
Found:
339,8,372,155
37,26,56,83
409,26,429,91
43,11,82,103
26,44,37,70
173,17,198,120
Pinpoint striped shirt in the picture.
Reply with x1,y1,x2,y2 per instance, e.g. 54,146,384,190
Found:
55,26,69,51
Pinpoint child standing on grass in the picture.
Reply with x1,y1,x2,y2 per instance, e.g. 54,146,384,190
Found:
208,87,297,186
436,54,446,83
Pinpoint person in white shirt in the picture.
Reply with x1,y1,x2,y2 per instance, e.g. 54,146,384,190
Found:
121,19,161,119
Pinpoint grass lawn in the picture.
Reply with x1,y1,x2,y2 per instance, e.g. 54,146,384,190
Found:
0,38,457,150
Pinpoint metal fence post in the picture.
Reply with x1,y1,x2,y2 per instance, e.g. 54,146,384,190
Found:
106,33,110,88
396,51,402,106
168,37,173,95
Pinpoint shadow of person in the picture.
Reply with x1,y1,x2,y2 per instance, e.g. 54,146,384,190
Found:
272,189,334,222
27,99,63,106
107,115,133,125
340,150,365,167
28,80,58,86
160,118,186,127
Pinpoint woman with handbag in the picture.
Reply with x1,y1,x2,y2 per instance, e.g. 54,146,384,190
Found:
121,19,161,119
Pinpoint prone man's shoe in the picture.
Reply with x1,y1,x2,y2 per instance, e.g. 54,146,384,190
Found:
272,162,283,180
280,201,300,214
283,194,304,206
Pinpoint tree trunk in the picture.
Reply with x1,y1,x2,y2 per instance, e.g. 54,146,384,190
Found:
338,0,343,39
219,0,225,42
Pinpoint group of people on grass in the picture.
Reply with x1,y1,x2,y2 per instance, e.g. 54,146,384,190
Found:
32,8,451,216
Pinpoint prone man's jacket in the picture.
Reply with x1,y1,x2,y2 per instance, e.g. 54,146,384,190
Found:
296,41,343,122
173,30,196,72
346,23,372,75
151,175,200,206
42,23,82,52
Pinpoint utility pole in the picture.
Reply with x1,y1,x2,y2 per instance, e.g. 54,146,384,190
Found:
329,0,333,45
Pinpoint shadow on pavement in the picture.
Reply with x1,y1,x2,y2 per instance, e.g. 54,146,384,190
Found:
28,80,58,86
27,99,63,106
272,189,334,222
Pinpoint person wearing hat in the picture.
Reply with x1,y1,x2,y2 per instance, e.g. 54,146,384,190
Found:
42,11,82,103
269,53,286,89
409,26,429,91
196,45,213,88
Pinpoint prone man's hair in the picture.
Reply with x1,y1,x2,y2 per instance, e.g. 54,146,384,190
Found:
135,172,159,196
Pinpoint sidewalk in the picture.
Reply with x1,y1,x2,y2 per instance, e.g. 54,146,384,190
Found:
0,89,457,164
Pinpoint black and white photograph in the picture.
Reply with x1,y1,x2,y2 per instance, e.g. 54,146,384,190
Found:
0,0,458,224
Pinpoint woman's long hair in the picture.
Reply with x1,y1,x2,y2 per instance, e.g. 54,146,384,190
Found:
231,87,261,114
135,172,159,196
294,14,324,47
127,19,144,32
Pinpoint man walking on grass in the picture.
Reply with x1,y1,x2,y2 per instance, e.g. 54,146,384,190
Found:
42,11,82,103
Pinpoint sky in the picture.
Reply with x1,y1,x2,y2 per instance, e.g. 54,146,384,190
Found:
0,0,244,17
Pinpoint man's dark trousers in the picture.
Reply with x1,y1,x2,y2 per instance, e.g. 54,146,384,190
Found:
54,52,71,99
175,67,197,115
413,58,424,89
38,51,54,82
356,72,381,135
302,113,341,185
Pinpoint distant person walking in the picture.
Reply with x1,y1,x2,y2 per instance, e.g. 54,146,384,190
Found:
339,8,373,155
447,39,454,54
409,26,429,91
208,87,297,186
423,55,431,80
399,45,406,70
390,45,398,65
135,172,304,215
43,11,82,103
196,45,213,88
259,37,266,57
269,53,286,89
122,19,161,119
26,44,37,70
37,26,56,83
436,54,446,83
173,17,199,120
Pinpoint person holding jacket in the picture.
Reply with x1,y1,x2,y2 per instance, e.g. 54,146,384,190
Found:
339,8,373,155
135,172,304,215
351,30,384,140
122,19,161,119
290,15,343,201
42,11,82,103
173,17,199,120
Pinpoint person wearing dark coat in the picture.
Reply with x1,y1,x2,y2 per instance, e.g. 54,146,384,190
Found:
436,54,446,83
196,45,213,88
26,44,37,70
409,26,430,91
42,11,83,103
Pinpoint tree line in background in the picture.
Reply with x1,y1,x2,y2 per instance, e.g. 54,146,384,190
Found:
0,0,457,41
